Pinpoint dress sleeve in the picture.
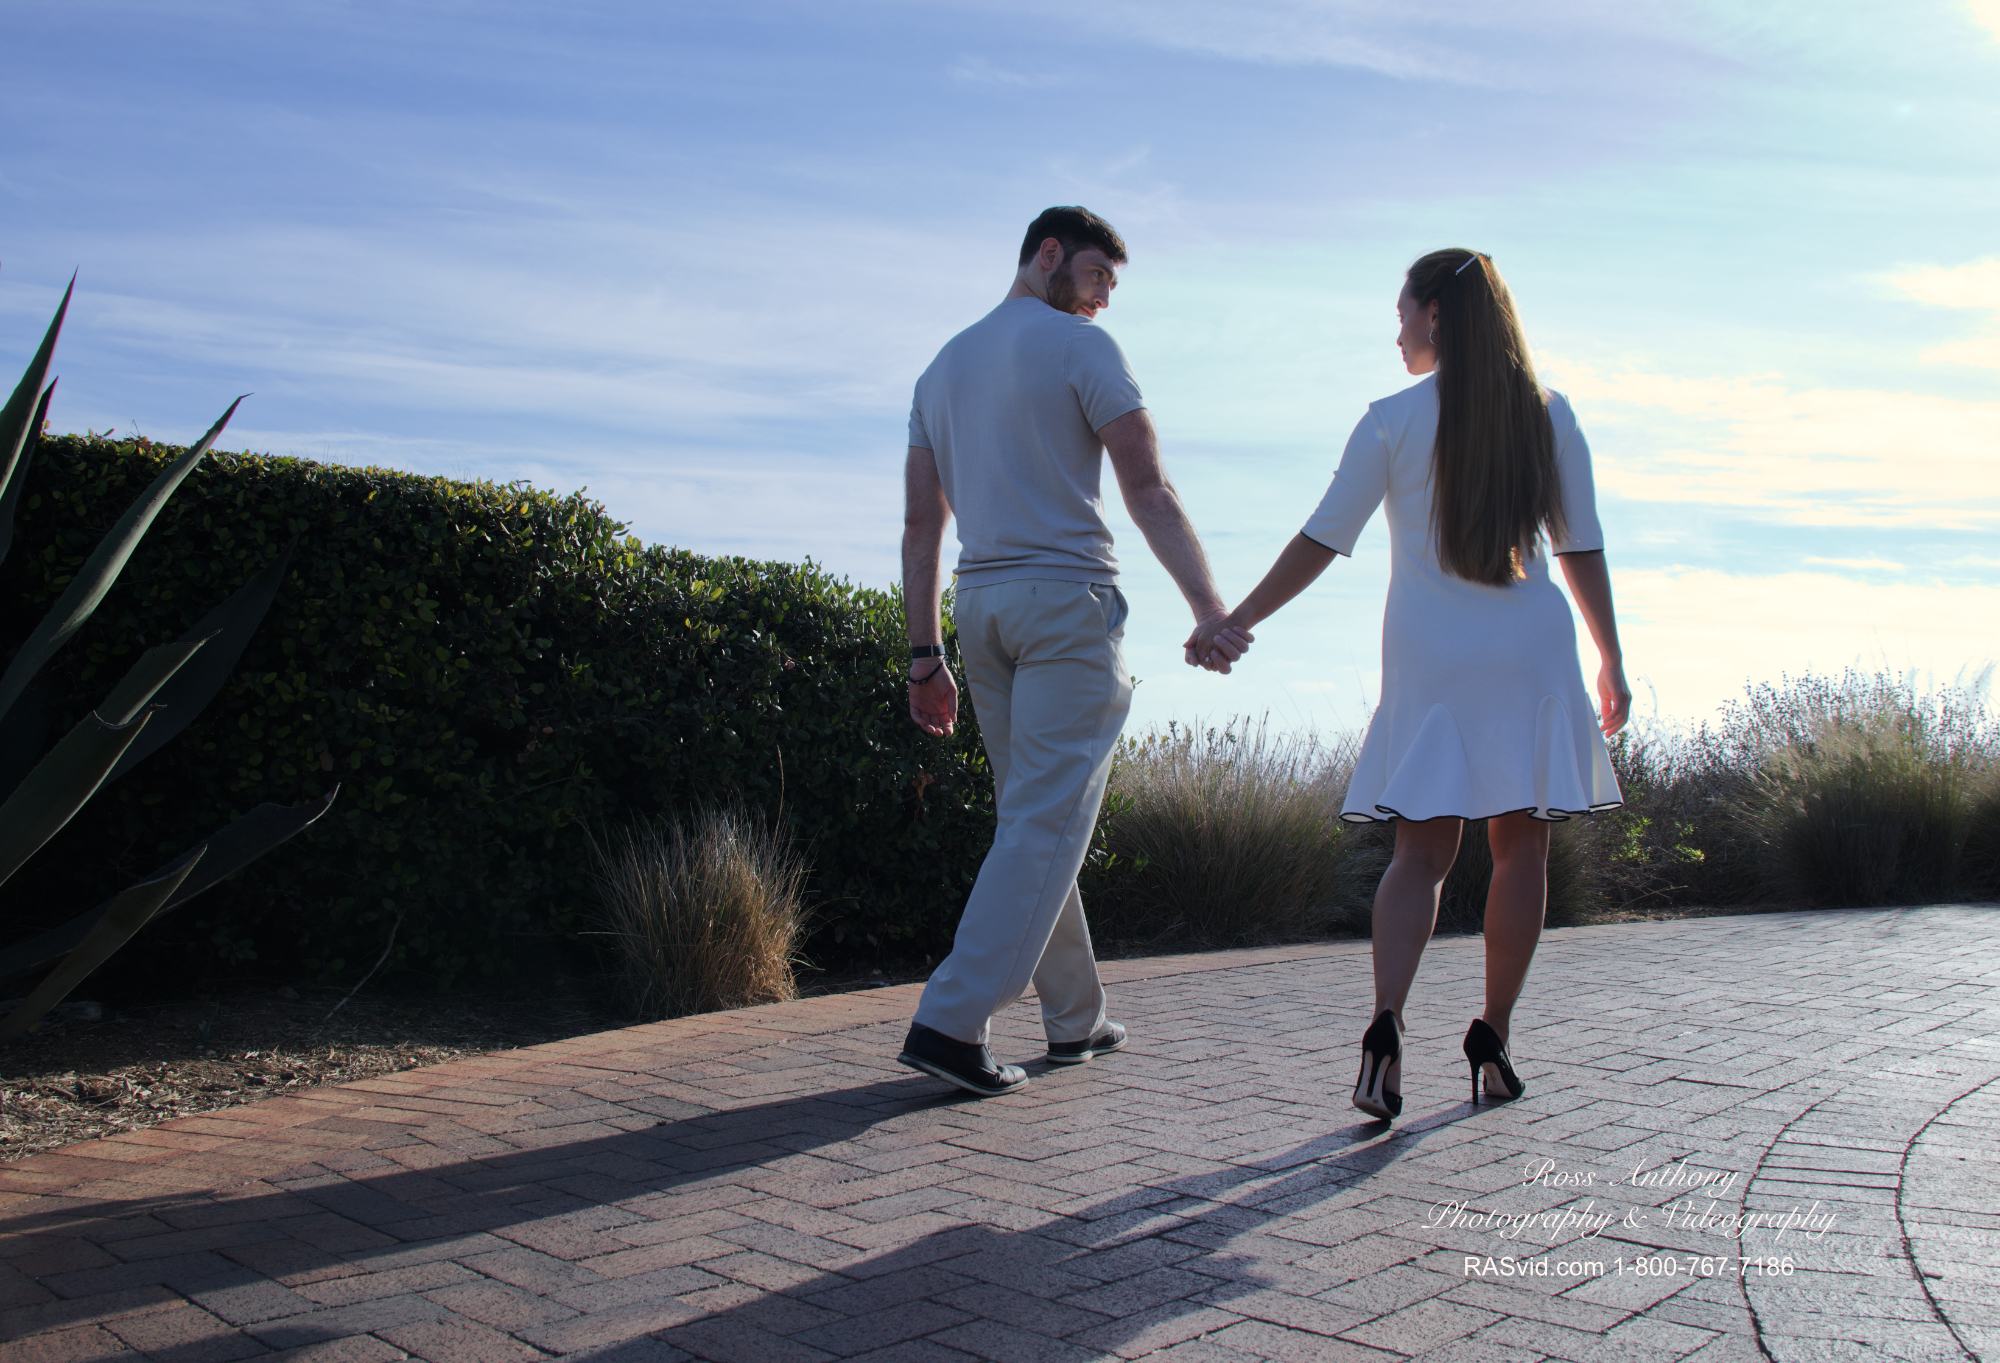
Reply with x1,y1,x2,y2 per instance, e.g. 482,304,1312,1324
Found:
1546,391,1604,554
1067,324,1147,431
1300,407,1390,556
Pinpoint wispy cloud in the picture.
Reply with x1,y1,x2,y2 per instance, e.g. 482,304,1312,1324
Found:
1804,555,1906,571
1890,256,2000,371
1542,358,2000,529
1615,567,2000,719
922,0,1693,88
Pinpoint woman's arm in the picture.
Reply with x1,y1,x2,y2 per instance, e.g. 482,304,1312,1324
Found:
1226,533,1340,633
1557,549,1632,736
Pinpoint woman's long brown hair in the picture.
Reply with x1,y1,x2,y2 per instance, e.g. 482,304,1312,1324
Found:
1409,249,1563,587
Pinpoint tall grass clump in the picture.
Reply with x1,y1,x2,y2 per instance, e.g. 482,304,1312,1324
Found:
1959,769,2000,900
1723,670,1992,906
1086,721,1374,947
587,809,808,1020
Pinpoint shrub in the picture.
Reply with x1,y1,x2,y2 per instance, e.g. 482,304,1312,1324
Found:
1585,670,1995,910
585,808,806,1019
1588,730,1758,908
1084,721,1375,948
1723,672,1987,906
0,436,994,991
1960,771,2000,900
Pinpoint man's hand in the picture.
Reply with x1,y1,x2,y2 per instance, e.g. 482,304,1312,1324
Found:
1183,611,1254,674
909,661,959,737
1596,660,1632,737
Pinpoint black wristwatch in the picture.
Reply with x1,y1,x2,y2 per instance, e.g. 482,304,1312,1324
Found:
910,644,946,659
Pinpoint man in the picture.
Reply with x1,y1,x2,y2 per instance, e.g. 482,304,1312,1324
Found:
898,206,1249,1097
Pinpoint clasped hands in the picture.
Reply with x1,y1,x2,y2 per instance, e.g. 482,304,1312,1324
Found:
1184,609,1255,675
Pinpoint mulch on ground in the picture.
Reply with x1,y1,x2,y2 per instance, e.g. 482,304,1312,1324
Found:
0,967,925,1163
0,988,624,1162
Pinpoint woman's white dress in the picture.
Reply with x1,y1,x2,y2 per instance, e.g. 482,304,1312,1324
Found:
1303,374,1621,823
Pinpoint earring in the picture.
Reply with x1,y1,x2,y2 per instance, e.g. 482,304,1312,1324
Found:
1428,326,1435,345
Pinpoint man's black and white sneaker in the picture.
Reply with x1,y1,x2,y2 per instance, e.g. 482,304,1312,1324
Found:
1046,1021,1127,1066
897,1024,1029,1097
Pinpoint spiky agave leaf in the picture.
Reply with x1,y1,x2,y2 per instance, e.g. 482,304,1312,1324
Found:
0,276,73,565
0,787,339,983
0,845,204,1040
0,380,55,569
0,681,51,812
0,396,245,727
0,638,204,889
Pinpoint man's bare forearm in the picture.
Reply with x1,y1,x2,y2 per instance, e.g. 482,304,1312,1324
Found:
903,446,951,646
1099,409,1226,621
1125,484,1226,618
903,527,946,646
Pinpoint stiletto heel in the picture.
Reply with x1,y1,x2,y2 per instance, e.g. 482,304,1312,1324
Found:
1462,1019,1523,1104
1352,1010,1403,1120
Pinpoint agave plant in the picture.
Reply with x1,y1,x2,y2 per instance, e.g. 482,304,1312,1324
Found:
0,278,336,1038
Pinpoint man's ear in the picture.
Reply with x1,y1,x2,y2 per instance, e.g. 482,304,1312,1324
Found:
1037,237,1064,272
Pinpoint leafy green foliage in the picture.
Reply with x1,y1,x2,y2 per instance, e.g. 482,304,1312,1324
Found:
0,435,993,989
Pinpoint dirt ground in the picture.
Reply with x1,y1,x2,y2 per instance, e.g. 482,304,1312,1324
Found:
0,987,634,1162
0,968,936,1163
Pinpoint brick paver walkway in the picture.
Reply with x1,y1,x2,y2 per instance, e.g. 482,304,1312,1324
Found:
2,906,1996,1362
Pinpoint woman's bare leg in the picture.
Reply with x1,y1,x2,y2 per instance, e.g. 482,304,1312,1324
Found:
1370,817,1464,1087
1481,811,1551,1043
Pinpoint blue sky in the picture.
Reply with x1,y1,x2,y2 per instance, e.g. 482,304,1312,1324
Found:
5,0,1998,738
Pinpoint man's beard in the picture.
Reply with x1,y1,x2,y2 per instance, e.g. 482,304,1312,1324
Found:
1044,256,1081,314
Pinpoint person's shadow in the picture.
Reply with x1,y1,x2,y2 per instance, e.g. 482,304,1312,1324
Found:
2,1063,1490,1357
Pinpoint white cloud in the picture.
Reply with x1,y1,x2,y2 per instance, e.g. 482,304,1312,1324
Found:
1541,358,2000,528
1542,258,2000,531
1889,257,2000,372
1968,0,2000,41
1893,257,2000,310
1804,555,1905,571
1615,567,2000,722
29,209,1002,443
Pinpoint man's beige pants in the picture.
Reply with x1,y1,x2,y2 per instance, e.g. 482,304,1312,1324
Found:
914,578,1134,1048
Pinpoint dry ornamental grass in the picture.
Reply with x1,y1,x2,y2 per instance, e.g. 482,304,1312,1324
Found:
1087,670,1998,947
586,807,810,1020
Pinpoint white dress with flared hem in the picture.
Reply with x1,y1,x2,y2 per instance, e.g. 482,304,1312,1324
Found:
1302,375,1622,823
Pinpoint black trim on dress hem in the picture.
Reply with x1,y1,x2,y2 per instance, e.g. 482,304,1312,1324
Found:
1339,799,1624,825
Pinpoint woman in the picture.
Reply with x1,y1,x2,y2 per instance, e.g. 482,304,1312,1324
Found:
1216,249,1630,1120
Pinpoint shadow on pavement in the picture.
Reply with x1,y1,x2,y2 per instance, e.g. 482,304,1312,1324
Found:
0,1065,1493,1357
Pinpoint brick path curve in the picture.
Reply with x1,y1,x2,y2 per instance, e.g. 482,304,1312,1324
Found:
1,906,1994,1362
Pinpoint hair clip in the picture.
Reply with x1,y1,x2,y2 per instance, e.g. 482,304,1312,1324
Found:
1455,253,1481,275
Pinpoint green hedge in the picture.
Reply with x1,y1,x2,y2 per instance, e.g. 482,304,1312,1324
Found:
0,436,994,989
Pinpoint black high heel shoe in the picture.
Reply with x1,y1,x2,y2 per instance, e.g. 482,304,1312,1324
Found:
1352,1010,1402,1120
1462,1019,1523,1104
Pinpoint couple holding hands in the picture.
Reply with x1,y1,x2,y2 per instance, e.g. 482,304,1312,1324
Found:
896,206,1630,1121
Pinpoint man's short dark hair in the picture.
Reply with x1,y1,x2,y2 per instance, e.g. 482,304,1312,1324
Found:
1018,206,1127,267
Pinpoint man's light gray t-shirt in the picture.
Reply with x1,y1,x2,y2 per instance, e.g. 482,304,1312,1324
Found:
908,296,1146,589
